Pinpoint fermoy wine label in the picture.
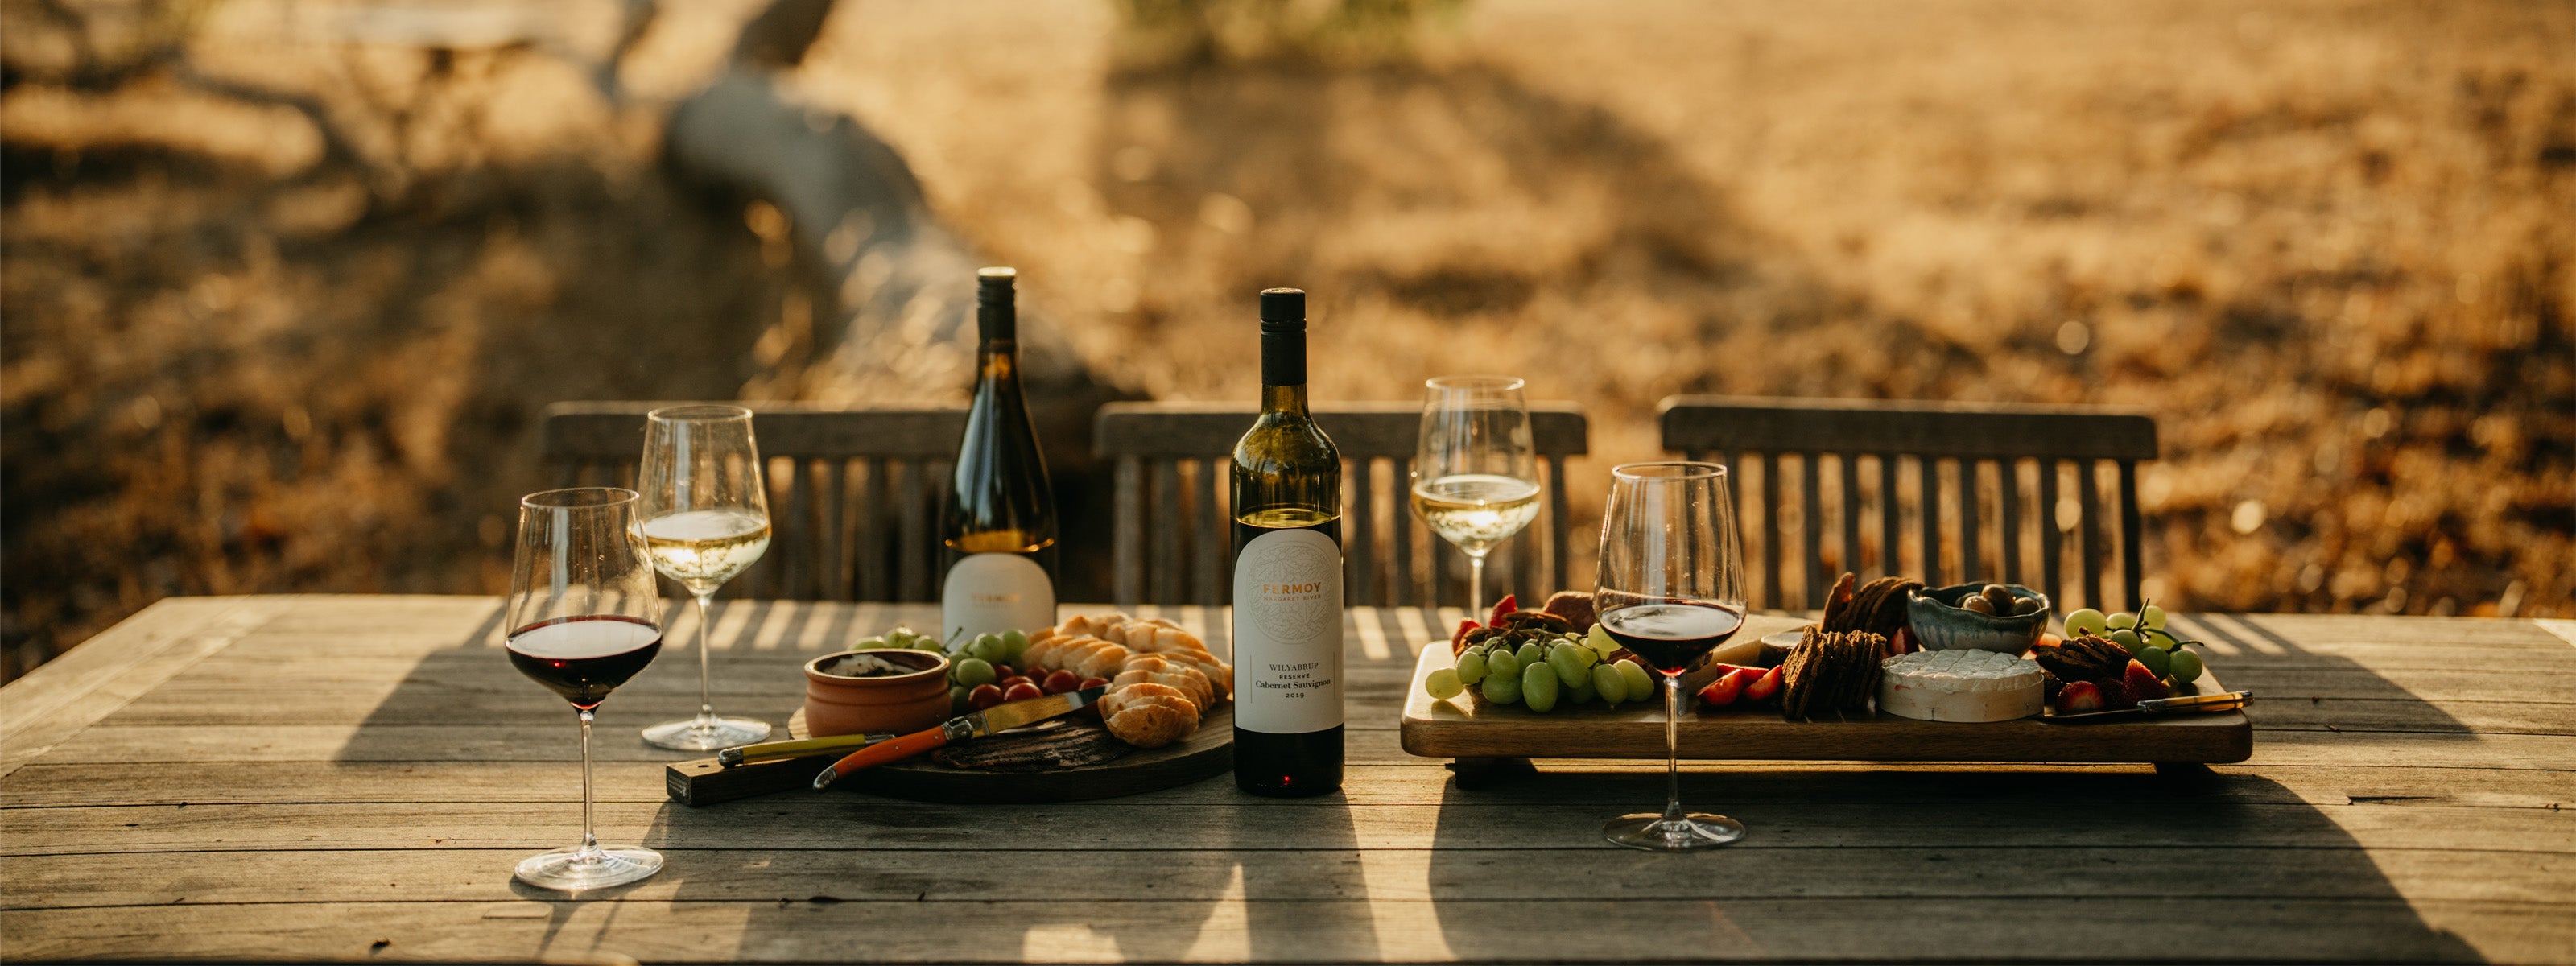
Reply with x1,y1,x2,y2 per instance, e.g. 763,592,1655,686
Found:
942,552,1055,643
1232,528,1343,733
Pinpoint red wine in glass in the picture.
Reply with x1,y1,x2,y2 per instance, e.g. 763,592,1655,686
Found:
1598,601,1745,673
507,614,664,710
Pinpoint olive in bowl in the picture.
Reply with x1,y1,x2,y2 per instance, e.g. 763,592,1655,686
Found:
1906,583,2051,654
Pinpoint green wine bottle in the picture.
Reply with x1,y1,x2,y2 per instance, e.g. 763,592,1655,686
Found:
1229,287,1344,796
941,267,1058,643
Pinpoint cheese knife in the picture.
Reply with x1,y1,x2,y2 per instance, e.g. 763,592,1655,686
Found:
812,686,1108,789
2043,689,2253,723
716,732,896,768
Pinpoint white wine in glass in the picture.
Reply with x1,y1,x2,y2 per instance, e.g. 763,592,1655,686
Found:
637,404,774,751
1410,375,1539,615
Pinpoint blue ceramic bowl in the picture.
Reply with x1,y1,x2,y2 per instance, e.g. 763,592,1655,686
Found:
1906,584,2051,654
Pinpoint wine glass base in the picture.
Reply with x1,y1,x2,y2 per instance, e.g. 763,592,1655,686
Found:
513,844,662,890
1603,813,1747,851
641,716,770,750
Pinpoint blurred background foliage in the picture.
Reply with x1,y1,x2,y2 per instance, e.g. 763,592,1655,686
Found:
3,0,2570,681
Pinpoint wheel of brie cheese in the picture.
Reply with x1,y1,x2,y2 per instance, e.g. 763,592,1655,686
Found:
1878,649,2044,722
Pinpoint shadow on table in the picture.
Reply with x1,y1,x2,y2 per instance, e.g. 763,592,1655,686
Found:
2179,613,2473,739
332,598,822,763
625,781,1370,961
1424,767,2485,962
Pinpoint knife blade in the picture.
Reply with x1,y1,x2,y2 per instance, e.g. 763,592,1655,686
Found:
716,732,896,768
2043,689,2253,723
811,685,1108,789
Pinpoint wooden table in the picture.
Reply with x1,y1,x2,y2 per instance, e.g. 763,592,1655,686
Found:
3,596,2571,964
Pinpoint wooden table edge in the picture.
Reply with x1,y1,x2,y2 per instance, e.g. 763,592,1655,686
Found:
0,595,294,777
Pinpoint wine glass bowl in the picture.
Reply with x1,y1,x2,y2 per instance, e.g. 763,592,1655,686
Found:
1595,461,1749,852
1410,375,1540,615
637,404,775,751
504,486,665,890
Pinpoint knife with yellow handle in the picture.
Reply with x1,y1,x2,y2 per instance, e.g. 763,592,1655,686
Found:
812,685,1107,789
2043,689,2253,723
716,732,895,768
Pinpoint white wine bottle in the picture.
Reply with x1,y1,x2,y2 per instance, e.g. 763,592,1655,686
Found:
940,267,1059,644
1229,287,1344,796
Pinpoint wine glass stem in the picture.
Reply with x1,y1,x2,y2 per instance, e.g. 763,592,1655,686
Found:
692,592,716,724
576,706,601,861
1467,555,1486,617
1662,674,1684,827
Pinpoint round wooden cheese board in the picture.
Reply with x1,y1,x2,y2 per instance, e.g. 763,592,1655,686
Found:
785,705,1233,803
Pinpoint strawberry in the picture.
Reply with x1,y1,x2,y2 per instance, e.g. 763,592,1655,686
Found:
1888,627,1913,656
2121,658,2170,704
1697,667,1751,708
2098,674,2136,709
2055,680,2106,714
1486,593,1517,630
1449,618,1480,654
1740,665,1783,704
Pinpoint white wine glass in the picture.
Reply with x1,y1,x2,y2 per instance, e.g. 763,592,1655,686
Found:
637,404,774,750
505,487,665,890
1596,461,1748,851
1410,375,1540,615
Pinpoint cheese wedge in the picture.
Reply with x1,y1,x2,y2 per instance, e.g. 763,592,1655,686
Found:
1878,649,2044,722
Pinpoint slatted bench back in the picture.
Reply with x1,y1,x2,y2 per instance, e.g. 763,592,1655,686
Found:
540,402,967,601
1094,402,1591,609
1657,395,2158,613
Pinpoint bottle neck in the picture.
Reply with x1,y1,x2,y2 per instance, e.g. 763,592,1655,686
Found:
1260,382,1310,416
976,338,1021,388
1260,326,1306,413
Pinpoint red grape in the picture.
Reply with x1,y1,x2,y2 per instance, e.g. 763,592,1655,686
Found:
1001,682,1043,703
966,683,1005,711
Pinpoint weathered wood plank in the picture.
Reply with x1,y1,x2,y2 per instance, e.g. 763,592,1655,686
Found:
0,597,286,778
10,840,2570,911
8,759,2570,811
7,798,2567,859
1,898,2551,964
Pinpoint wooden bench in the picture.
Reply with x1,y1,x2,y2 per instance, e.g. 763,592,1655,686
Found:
541,402,966,601
1658,395,2157,612
1094,401,1590,609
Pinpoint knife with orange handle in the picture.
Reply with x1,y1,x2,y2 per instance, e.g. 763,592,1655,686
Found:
812,685,1107,789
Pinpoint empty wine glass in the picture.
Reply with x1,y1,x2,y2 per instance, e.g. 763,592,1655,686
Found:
1410,376,1540,615
1595,462,1749,851
505,487,665,890
636,405,774,750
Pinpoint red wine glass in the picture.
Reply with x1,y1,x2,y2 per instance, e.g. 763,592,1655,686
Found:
1596,461,1749,851
506,487,666,890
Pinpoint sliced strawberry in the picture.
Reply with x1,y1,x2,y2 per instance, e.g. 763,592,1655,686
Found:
1740,665,1783,704
1888,627,1913,656
1486,593,1517,630
2121,658,2170,704
1449,618,1480,655
1697,667,1751,708
2055,680,2105,714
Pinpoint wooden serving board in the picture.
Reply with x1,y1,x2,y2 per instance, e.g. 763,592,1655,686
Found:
1399,613,2252,765
798,705,1232,803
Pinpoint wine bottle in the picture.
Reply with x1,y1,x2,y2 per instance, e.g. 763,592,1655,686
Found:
940,267,1059,644
1229,287,1345,796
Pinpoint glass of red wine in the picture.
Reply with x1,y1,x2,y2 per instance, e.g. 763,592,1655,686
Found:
1595,461,1748,851
505,487,667,890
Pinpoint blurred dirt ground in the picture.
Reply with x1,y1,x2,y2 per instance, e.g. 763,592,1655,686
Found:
4,0,2571,679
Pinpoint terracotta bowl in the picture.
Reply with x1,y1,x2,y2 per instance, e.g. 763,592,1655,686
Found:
803,649,952,737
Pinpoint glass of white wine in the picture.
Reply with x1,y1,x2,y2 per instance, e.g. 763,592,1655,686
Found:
637,404,774,750
1410,375,1541,616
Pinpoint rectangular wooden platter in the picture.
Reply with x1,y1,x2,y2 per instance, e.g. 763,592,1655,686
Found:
1399,613,2253,765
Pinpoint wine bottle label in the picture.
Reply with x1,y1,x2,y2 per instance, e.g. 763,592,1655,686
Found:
942,553,1055,643
1231,528,1344,733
